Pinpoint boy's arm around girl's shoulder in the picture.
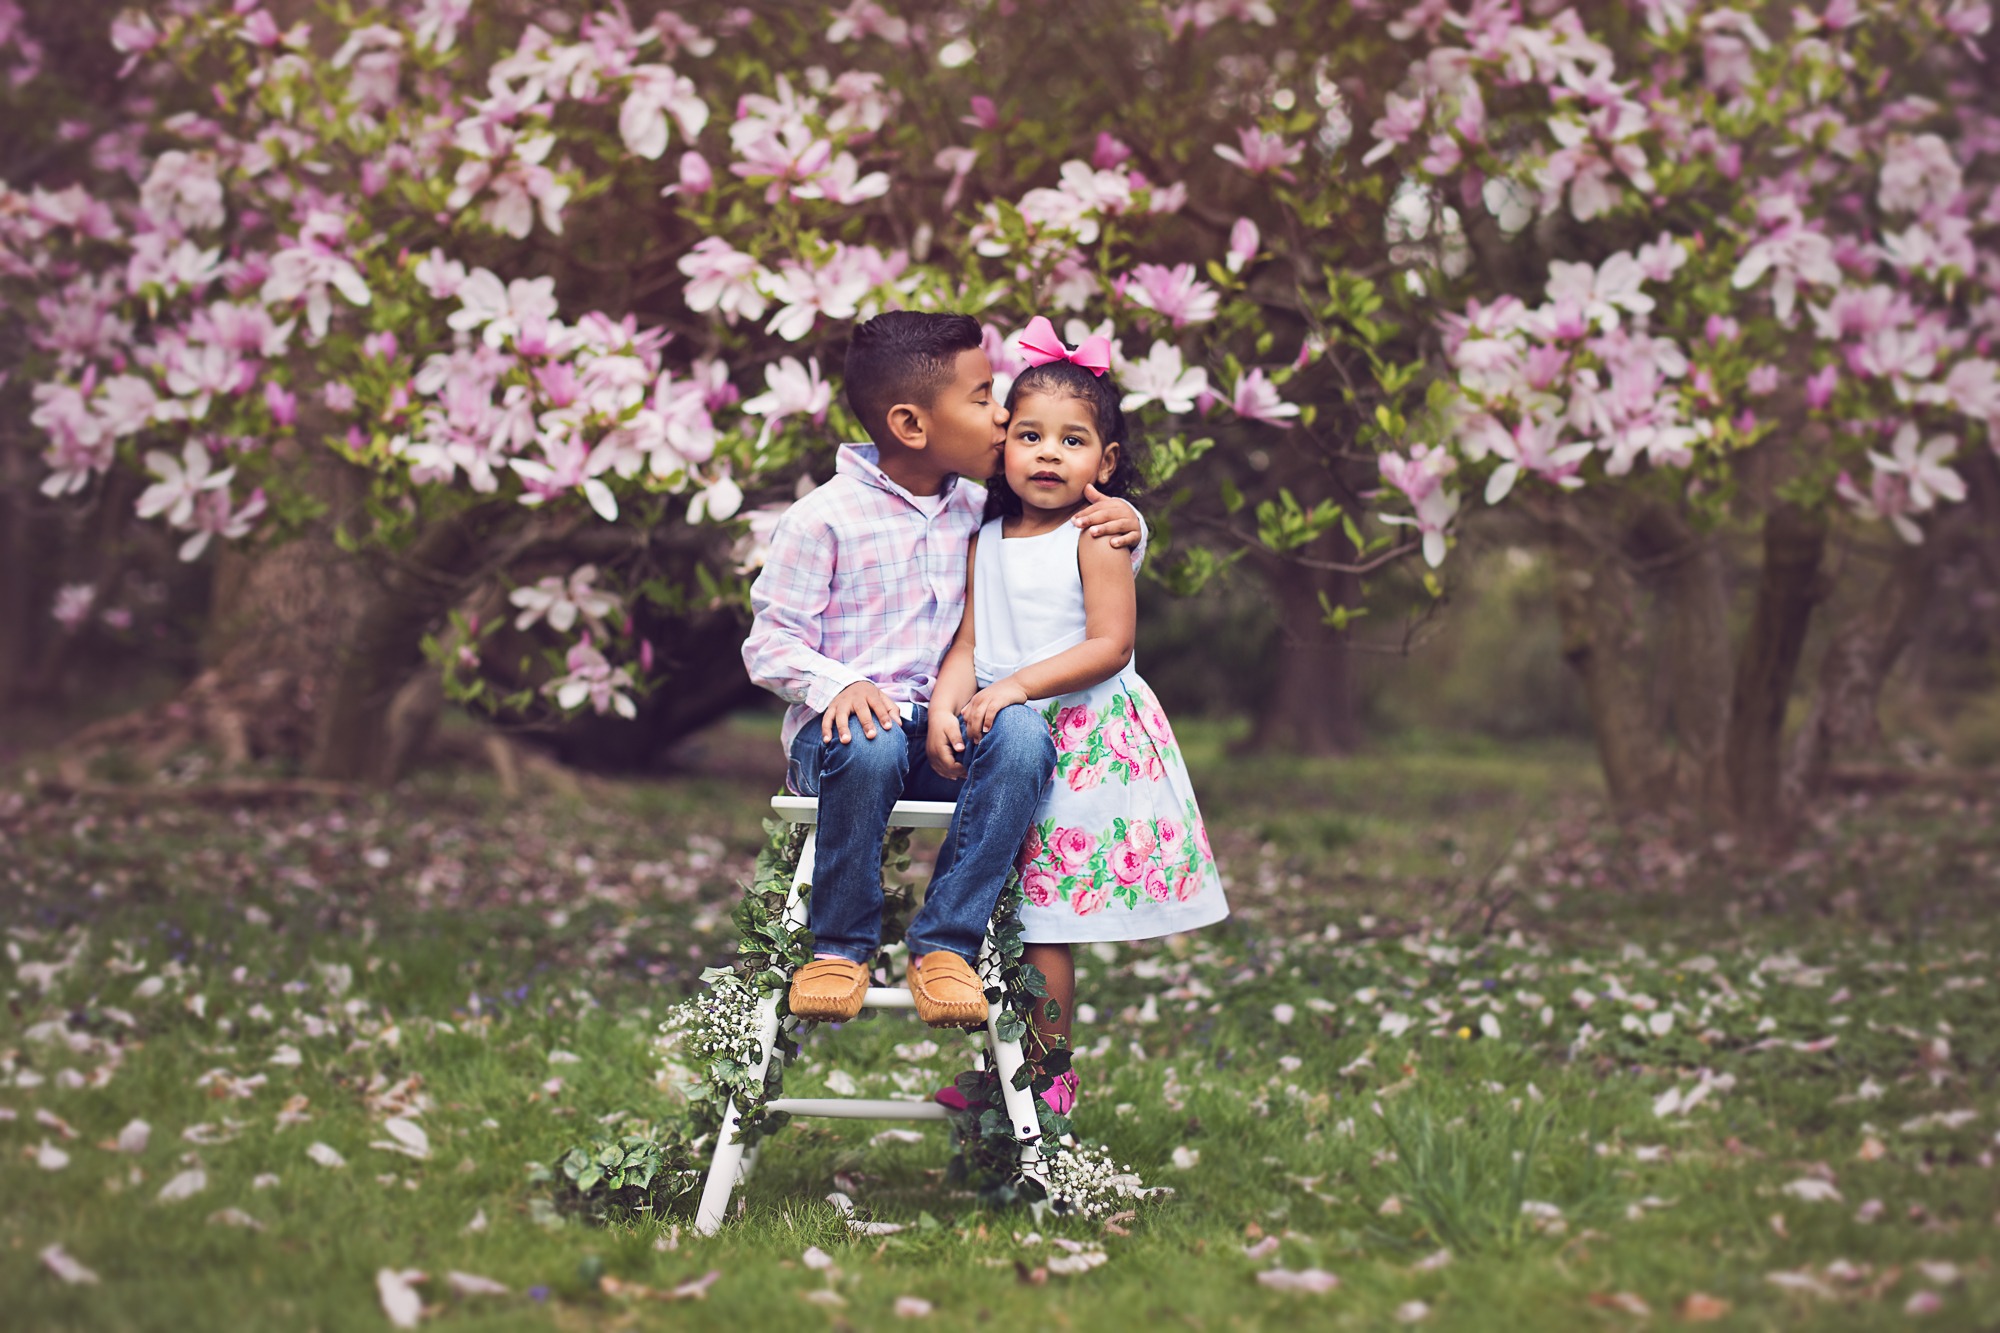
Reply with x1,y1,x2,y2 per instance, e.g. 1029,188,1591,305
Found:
740,499,867,711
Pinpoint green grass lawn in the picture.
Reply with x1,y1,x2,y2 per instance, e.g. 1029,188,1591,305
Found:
2,719,1996,1330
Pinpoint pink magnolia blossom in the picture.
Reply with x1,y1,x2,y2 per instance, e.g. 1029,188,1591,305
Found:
136,439,234,528
51,583,96,630
1214,127,1303,181
826,0,910,46
1867,424,1965,512
543,635,637,718
677,238,769,324
1121,263,1218,327
740,356,831,446
1226,217,1260,275
619,66,708,161
139,150,225,232
259,212,371,340
1229,368,1299,426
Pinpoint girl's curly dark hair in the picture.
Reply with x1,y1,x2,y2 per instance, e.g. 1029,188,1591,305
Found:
983,358,1142,523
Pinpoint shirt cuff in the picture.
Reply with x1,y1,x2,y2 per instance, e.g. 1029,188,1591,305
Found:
803,665,872,714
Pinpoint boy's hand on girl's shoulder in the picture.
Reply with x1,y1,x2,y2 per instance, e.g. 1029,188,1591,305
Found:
925,712,967,780
823,680,899,744
1072,484,1141,549
960,679,1030,742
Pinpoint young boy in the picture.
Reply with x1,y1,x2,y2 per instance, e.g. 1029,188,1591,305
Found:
742,311,1143,1027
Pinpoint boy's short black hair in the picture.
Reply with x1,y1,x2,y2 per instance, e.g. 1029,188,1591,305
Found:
843,311,984,449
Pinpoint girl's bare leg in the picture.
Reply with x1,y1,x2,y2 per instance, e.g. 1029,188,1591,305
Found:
1022,941,1075,1063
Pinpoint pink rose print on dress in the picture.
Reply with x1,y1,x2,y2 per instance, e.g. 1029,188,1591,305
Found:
1141,751,1166,782
1144,864,1171,901
1022,867,1059,907
1194,820,1212,864
1155,818,1185,862
1067,757,1108,793
1019,825,1045,871
1174,869,1202,902
1072,885,1109,915
1051,826,1096,876
1055,704,1093,754
1110,840,1149,885
1123,820,1158,858
1104,714,1142,766
1141,699,1175,747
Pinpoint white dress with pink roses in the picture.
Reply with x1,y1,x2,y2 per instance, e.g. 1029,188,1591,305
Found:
972,518,1228,943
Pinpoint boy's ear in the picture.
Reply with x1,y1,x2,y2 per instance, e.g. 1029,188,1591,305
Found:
1097,442,1121,484
884,402,927,451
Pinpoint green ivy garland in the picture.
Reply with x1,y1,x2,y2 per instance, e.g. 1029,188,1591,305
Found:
555,818,1154,1221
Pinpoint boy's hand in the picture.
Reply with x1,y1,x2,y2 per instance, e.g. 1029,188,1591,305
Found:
823,680,898,744
1072,485,1141,549
926,711,967,780
960,678,1030,743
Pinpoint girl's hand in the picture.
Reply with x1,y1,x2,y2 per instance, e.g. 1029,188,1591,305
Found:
960,679,1030,742
1072,486,1141,549
926,710,967,780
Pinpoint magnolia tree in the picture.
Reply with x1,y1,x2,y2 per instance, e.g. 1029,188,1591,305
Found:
3,0,1995,833
1355,0,2000,831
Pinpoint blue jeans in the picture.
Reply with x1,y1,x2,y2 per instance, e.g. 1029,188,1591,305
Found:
786,703,1055,965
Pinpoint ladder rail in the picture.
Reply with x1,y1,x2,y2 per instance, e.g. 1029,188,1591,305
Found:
692,796,1047,1234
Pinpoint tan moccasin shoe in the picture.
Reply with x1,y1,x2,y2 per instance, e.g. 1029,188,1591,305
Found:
787,956,870,1022
909,950,988,1028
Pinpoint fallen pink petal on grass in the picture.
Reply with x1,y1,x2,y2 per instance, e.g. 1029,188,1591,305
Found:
376,1268,426,1328
445,1272,508,1296
156,1167,207,1202
893,1295,934,1317
1256,1268,1339,1294
40,1243,100,1285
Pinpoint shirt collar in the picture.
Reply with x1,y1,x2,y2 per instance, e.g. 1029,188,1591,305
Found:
835,442,980,514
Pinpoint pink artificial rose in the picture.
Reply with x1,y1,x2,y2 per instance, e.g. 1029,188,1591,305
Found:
1144,865,1171,902
1072,886,1109,916
1110,841,1149,886
1156,818,1185,862
1022,867,1059,908
1123,820,1158,858
1174,869,1202,902
1067,758,1108,793
1051,826,1095,876
1055,704,1094,753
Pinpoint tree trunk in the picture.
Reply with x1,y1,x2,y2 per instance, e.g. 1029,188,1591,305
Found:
1785,537,1939,803
1549,505,1673,815
1630,506,1734,819
1723,502,1827,845
1249,553,1362,755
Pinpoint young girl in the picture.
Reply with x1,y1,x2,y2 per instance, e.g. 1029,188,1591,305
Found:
928,316,1229,1115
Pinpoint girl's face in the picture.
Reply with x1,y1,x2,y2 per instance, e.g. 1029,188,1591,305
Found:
1000,390,1121,513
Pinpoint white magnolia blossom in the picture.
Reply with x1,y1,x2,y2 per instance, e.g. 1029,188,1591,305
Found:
1119,340,1210,414
509,564,620,634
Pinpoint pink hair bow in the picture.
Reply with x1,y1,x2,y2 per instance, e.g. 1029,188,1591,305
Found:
1017,315,1112,377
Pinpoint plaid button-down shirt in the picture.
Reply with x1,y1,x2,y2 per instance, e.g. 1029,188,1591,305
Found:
743,444,988,754
742,443,1143,754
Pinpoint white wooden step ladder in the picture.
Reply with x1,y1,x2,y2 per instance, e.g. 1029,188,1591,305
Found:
691,796,1046,1234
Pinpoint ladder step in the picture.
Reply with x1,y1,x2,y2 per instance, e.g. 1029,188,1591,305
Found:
771,796,958,829
863,987,918,1009
765,1097,951,1120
